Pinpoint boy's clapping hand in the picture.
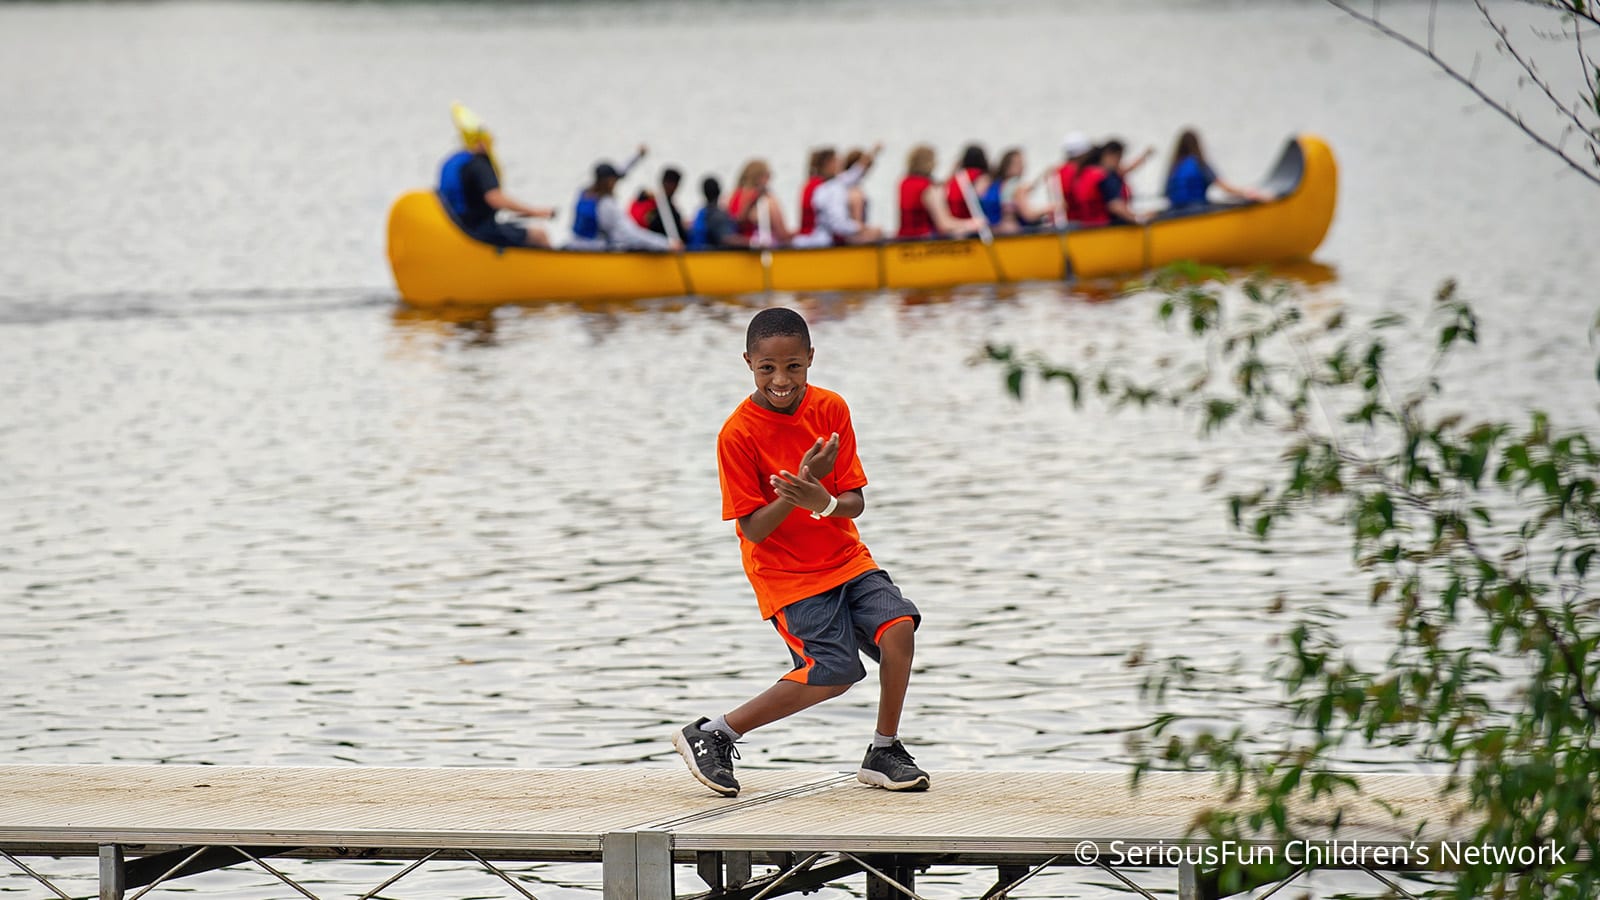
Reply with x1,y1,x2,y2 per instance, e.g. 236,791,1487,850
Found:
799,433,841,478
770,467,831,514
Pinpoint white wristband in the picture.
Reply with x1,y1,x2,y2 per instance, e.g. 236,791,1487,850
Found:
810,494,839,520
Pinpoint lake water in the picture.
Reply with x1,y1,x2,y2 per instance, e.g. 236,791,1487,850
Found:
1,1,1595,898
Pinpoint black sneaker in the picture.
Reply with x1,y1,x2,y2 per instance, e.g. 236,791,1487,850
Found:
857,740,930,791
672,717,741,796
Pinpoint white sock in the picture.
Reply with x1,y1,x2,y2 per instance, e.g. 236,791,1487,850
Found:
706,715,742,741
872,731,896,749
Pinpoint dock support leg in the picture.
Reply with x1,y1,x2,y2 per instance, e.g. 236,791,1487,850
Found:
636,831,674,900
99,844,125,900
696,851,753,892
726,851,751,889
604,831,674,900
863,855,914,900
698,852,723,892
1178,861,1199,900
604,833,637,900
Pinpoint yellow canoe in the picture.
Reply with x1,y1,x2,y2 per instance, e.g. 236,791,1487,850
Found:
387,134,1336,308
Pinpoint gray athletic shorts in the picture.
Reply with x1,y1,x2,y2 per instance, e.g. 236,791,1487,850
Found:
769,569,921,686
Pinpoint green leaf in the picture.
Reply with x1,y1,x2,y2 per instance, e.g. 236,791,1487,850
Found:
1005,368,1024,399
1204,399,1237,435
1575,546,1595,579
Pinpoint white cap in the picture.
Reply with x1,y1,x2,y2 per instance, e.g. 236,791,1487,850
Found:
1061,131,1091,159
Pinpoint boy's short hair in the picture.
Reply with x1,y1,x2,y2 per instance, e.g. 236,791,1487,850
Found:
703,176,721,202
746,308,810,352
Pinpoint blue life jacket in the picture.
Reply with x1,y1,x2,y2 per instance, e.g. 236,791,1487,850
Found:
437,150,474,219
979,180,1004,224
688,208,709,249
1166,156,1213,208
572,191,601,240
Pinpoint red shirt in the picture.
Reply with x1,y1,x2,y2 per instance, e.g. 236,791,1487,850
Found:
947,167,982,218
1072,165,1111,226
1056,162,1081,221
629,195,655,227
897,175,936,238
798,176,824,235
727,187,759,237
717,385,877,618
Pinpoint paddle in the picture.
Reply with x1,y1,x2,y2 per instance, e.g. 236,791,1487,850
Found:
954,169,1008,282
653,184,695,296
1044,170,1068,228
1043,170,1073,279
756,195,774,292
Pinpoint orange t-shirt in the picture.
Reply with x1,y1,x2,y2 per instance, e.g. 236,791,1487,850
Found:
717,385,878,619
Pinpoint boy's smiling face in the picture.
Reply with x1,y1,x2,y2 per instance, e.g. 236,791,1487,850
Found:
745,333,814,414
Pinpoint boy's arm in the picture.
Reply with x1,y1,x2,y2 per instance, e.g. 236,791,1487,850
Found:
736,496,797,544
770,467,865,520
741,431,865,540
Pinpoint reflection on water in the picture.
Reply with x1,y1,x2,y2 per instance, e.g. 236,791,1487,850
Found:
386,261,1338,338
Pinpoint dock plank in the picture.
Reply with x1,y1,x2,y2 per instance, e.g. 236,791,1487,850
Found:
0,765,838,852
0,765,1471,858
666,771,1471,853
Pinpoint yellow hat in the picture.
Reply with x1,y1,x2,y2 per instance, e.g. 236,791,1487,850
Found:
451,102,494,154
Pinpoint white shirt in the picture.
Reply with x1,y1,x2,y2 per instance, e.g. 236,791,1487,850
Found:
596,195,671,251
566,194,671,251
808,163,868,243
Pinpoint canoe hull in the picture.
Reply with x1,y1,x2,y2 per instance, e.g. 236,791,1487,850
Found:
387,135,1337,307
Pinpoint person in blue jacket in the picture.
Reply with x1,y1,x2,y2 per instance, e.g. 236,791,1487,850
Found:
1164,129,1270,211
437,104,556,247
689,177,750,250
981,148,1049,233
567,149,680,252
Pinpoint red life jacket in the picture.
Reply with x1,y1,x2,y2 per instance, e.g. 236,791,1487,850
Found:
897,175,936,238
629,194,655,228
1056,162,1081,220
945,167,983,218
797,176,824,235
728,187,759,237
1072,165,1111,226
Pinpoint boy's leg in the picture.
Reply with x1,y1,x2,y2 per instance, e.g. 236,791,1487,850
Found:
674,587,865,797
847,572,929,791
723,595,865,733
873,618,915,738
674,679,851,798
726,680,851,735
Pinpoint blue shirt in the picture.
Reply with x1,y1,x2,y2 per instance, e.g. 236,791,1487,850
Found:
979,180,1004,224
450,153,500,232
690,205,737,249
1165,156,1215,208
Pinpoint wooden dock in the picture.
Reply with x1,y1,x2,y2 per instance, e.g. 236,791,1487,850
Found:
0,765,1474,900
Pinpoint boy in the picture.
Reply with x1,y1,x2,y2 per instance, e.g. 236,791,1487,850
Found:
673,308,928,797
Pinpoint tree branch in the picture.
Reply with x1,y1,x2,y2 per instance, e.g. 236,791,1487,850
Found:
1526,601,1600,721
1506,0,1600,30
1323,0,1600,188
1475,0,1599,145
